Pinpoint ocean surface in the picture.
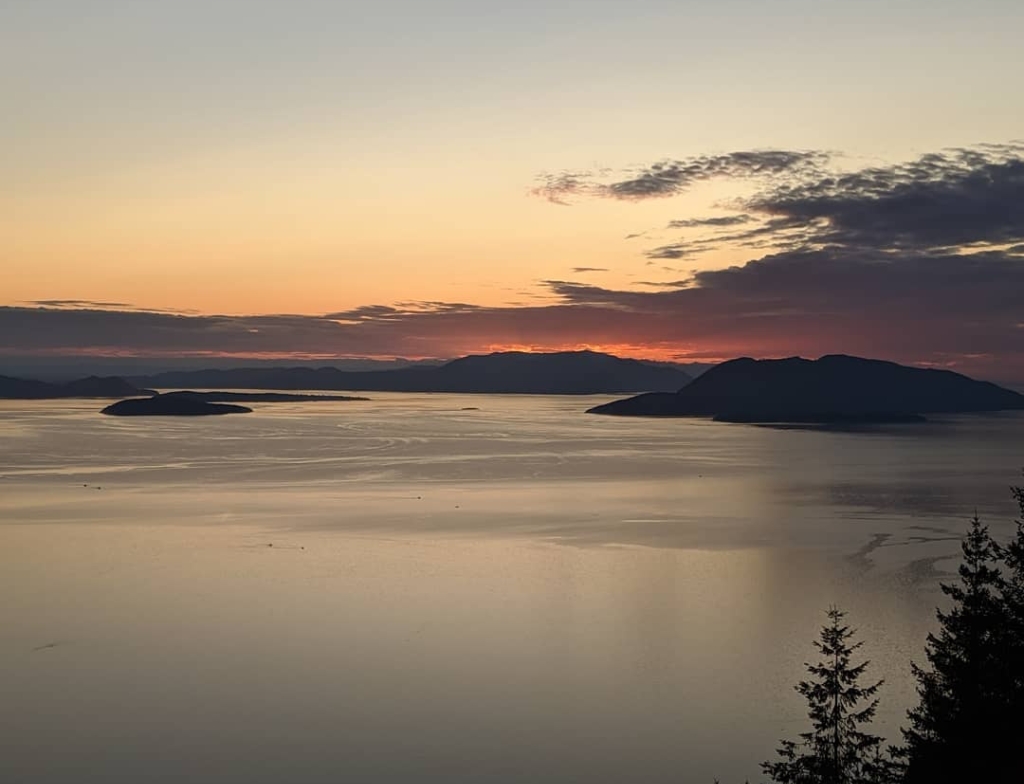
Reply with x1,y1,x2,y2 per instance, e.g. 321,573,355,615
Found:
2,394,1023,783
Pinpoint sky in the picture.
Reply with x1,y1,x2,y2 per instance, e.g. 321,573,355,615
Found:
3,0,1024,382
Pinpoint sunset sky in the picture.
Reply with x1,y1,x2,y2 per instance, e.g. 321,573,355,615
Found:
4,0,1024,381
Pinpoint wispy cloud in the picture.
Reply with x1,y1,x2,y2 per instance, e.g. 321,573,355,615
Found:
30,299,135,309
27,300,200,315
644,244,703,260
532,150,827,204
667,215,753,229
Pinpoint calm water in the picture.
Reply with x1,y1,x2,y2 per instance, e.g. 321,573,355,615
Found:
2,394,1023,783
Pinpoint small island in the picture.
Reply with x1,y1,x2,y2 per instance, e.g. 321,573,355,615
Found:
100,389,368,416
102,392,252,417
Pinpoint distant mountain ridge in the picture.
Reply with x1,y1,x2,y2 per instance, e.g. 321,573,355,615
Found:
131,351,693,394
1,355,444,382
0,374,151,399
587,354,1024,420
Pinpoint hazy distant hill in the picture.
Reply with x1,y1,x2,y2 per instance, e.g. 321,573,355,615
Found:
0,374,152,399
133,350,693,394
0,355,443,382
587,355,1024,421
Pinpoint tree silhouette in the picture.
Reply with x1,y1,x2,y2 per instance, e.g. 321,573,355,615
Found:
995,479,1024,762
1001,479,1024,677
762,607,897,784
900,514,1019,783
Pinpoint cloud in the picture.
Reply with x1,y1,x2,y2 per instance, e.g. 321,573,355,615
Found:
606,151,828,200
326,302,482,322
532,150,827,203
745,145,1024,251
667,215,754,229
27,300,201,315
530,170,594,205
0,307,355,357
644,244,702,260
635,280,693,288
30,299,135,309
571,267,609,273
642,226,794,260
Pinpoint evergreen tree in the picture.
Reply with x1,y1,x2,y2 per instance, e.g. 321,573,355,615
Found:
998,479,1024,735
763,607,896,784
1001,479,1024,646
900,514,1019,783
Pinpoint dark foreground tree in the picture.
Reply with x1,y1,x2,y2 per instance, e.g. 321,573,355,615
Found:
762,607,899,784
1001,480,1024,707
900,514,1021,783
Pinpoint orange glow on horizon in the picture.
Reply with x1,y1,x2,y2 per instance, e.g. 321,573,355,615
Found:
0,344,732,364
